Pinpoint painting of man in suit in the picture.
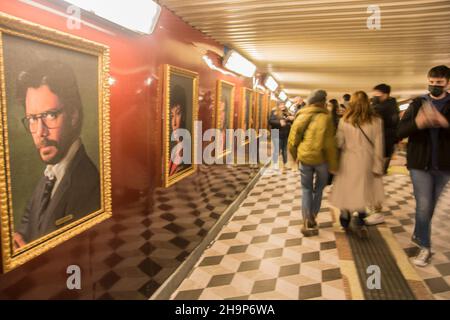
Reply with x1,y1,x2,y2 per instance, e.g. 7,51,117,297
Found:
13,60,100,248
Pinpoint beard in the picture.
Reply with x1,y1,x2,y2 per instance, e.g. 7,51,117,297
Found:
36,138,70,165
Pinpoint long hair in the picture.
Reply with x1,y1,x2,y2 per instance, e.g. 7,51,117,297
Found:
329,99,339,117
274,102,284,118
170,84,187,129
342,91,378,126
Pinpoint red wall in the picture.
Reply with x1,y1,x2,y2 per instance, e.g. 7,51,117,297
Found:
0,0,253,299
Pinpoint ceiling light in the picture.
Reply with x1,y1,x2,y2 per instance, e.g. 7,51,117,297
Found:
264,75,279,92
278,91,288,102
66,0,161,34
202,55,235,76
223,50,256,78
286,100,293,108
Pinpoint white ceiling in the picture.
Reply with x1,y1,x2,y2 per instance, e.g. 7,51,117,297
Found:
159,0,450,99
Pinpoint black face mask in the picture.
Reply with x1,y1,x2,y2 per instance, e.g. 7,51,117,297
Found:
428,85,445,97
371,96,381,105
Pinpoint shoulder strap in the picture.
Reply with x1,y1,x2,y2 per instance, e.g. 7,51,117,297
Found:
356,123,374,148
300,113,318,142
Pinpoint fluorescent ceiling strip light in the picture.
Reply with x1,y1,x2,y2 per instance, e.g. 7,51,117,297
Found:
66,0,161,34
223,50,256,78
264,75,278,92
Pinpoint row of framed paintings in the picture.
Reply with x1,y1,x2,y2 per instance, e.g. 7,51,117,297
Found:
0,13,112,273
163,65,271,188
0,12,268,272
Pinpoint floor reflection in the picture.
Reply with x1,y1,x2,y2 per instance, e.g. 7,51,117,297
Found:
93,164,261,299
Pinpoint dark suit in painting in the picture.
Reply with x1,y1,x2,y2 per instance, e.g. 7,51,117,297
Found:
16,144,101,243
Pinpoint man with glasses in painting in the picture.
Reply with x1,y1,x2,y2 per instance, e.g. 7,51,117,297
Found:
13,60,100,248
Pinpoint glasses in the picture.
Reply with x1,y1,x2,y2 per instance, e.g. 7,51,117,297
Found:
22,109,64,133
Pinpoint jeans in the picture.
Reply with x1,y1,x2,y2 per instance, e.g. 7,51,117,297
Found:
410,169,450,249
271,136,288,165
300,163,329,222
279,138,288,164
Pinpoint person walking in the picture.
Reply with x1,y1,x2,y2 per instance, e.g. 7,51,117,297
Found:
330,91,385,238
269,101,295,170
365,83,400,225
328,99,341,130
288,90,338,237
397,65,450,267
371,84,400,174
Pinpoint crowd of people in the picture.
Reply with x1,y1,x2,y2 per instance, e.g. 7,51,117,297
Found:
268,65,450,267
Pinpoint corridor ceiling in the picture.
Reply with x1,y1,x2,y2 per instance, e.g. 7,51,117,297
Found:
158,0,450,100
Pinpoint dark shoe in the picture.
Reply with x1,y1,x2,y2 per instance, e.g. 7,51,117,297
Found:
353,222,369,239
301,219,319,237
339,210,351,230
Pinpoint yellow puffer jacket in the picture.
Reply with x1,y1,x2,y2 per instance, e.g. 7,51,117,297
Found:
288,105,339,172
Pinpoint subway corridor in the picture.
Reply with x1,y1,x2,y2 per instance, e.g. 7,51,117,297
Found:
170,159,450,300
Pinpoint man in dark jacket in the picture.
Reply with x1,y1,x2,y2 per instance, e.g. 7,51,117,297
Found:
269,102,295,170
365,84,400,226
13,60,101,247
398,65,450,267
371,83,400,174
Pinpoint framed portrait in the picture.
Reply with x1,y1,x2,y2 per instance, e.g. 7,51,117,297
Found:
0,14,112,272
256,91,266,135
163,64,199,187
215,80,235,157
251,91,260,134
240,87,253,144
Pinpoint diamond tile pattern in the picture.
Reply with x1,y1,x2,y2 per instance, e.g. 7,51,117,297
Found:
89,164,260,299
383,174,450,300
172,168,347,300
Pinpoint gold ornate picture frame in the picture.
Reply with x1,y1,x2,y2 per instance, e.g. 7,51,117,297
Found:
215,80,235,157
251,91,260,136
256,91,266,136
0,13,112,273
163,64,199,187
240,87,253,145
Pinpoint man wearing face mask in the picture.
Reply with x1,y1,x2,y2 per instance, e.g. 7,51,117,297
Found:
398,65,450,267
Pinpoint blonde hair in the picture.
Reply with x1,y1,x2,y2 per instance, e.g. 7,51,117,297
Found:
274,102,285,118
342,91,377,126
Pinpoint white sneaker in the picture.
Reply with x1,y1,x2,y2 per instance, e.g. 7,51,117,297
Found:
365,213,385,226
413,248,432,267
366,206,376,216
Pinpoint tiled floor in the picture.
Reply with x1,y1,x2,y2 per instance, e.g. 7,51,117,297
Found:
171,161,450,300
172,168,348,300
90,164,261,299
383,174,450,299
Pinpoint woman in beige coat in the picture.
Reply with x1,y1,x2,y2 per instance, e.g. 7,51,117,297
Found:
330,91,385,238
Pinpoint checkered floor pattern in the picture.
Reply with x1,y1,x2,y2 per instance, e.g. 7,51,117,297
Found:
383,174,450,300
171,168,347,300
171,165,450,300
90,165,260,299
